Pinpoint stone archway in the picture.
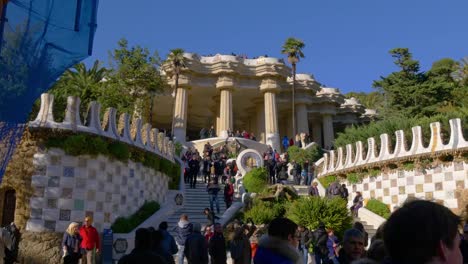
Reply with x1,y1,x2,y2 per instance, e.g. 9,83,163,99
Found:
2,189,16,226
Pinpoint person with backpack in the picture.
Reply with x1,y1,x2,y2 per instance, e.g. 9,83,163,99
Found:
340,184,349,201
313,223,329,264
327,181,342,198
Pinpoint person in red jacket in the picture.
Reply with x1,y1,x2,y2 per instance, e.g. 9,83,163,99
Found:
79,216,100,264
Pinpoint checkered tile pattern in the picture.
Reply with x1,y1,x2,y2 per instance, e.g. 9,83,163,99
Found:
26,149,169,232
348,161,468,211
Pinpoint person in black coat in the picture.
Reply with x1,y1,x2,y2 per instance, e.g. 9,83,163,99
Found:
184,223,208,264
208,223,227,264
118,228,166,264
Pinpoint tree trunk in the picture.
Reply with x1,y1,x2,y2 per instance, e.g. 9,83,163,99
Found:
171,71,179,138
292,63,296,138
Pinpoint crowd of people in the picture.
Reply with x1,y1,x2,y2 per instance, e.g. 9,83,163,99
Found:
115,199,468,264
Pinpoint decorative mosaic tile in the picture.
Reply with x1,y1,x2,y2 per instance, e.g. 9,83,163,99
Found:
424,174,432,183
140,190,144,198
105,192,112,203
74,199,84,210
122,176,128,185
96,202,103,212
87,190,96,201
34,187,45,197
59,209,71,221
416,184,423,193
112,204,119,212
31,208,42,219
106,173,113,183
47,199,58,209
63,167,75,177
62,188,73,199
398,186,405,195
414,169,422,176
75,178,86,189
99,162,106,171
363,183,369,191
390,179,397,187
391,195,398,203
434,165,442,173
456,180,465,189
135,180,140,188
113,185,120,194
78,158,87,167
44,220,56,231
130,169,135,178
120,195,126,204
128,186,134,193
397,170,404,178
50,155,61,165
98,181,105,190
406,176,414,185
115,165,121,175
383,188,389,196
454,162,464,171
48,176,60,187
435,182,443,191
88,169,97,180
444,172,453,181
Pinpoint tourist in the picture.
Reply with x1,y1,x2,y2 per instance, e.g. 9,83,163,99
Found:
282,136,289,151
174,214,193,264
224,178,235,209
461,224,468,263
200,127,207,139
235,130,241,137
204,208,220,227
291,160,301,185
253,217,301,264
208,126,215,138
307,163,315,185
158,221,178,257
340,184,349,201
301,160,309,185
336,228,365,264
250,132,256,141
384,200,463,264
184,222,209,264
208,223,227,264
207,178,221,214
118,228,165,264
62,222,82,264
277,165,288,184
203,156,211,183
204,226,214,243
297,225,313,264
327,181,342,199
312,223,328,264
188,154,200,189
79,216,100,264
230,226,253,264
295,134,301,148
149,227,175,264
350,192,364,217
326,228,340,264
353,222,369,248
309,181,320,197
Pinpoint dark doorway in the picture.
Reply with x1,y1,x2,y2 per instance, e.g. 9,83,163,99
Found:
2,190,16,226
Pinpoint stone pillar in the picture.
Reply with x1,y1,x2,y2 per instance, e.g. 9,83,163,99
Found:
296,103,309,135
172,87,188,142
256,102,265,143
260,78,281,151
322,114,334,149
312,120,322,147
218,88,233,138
216,76,235,138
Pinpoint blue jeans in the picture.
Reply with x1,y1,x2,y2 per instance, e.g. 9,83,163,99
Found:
300,245,308,264
209,194,220,213
314,252,328,264
177,244,185,264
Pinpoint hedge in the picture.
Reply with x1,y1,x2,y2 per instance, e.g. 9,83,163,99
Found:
242,167,268,193
111,201,160,233
318,175,337,188
365,198,391,219
44,131,180,189
243,200,286,225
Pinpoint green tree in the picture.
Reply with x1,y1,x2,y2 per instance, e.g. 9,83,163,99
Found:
107,38,166,122
165,48,187,136
345,91,384,110
282,37,305,137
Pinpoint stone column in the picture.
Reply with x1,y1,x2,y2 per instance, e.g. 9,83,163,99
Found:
312,119,322,147
322,114,334,149
260,78,281,151
172,87,188,142
296,103,309,135
216,76,235,138
256,102,265,143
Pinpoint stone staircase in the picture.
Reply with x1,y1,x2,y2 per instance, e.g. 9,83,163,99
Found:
166,180,227,237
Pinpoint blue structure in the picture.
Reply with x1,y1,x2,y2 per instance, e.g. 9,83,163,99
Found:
0,0,99,180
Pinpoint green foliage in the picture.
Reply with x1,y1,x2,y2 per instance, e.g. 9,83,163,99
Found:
174,142,183,157
111,201,160,233
243,200,286,225
318,175,337,188
281,37,305,64
286,197,353,235
287,145,323,164
365,199,391,219
345,91,384,111
402,161,415,171
44,132,180,189
368,168,381,177
243,167,268,193
346,172,363,184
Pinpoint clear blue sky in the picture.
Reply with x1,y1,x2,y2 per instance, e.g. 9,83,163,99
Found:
86,0,468,94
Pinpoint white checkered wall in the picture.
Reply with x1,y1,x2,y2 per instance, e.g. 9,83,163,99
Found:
26,148,169,233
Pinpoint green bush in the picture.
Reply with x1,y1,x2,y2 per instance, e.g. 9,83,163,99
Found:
286,196,352,236
108,141,130,161
318,175,337,188
402,161,415,171
244,200,286,225
111,201,160,233
365,199,391,219
287,145,323,164
243,167,268,193
346,173,362,184
63,134,88,156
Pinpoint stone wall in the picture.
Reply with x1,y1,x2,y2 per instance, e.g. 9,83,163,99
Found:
17,231,62,264
343,161,468,213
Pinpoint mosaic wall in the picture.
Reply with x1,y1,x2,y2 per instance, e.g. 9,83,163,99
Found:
346,161,468,211
26,148,168,233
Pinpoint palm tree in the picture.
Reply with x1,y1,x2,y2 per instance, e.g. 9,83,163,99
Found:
60,60,108,100
165,48,187,138
282,37,305,137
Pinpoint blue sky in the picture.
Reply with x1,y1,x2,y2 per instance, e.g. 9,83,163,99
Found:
86,0,467,94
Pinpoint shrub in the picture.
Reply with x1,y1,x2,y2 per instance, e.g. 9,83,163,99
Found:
318,175,337,188
286,196,352,236
402,161,415,171
287,145,323,164
365,198,391,219
244,200,286,225
346,173,362,184
243,167,268,193
108,141,130,161
62,134,88,156
111,201,160,233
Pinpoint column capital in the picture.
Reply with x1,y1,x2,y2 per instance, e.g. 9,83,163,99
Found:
170,74,191,88
259,78,281,93
216,75,236,90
